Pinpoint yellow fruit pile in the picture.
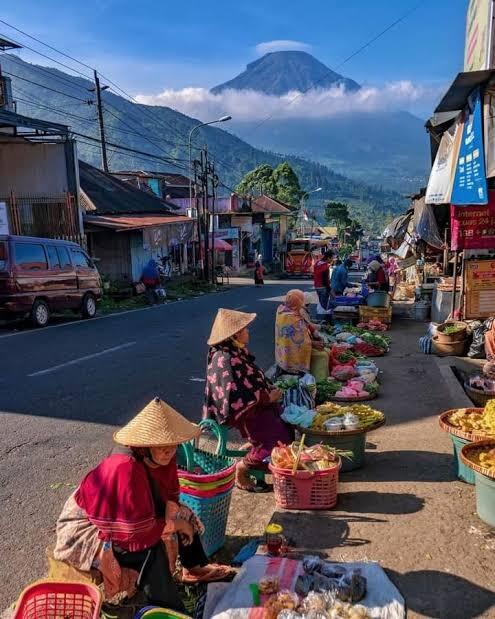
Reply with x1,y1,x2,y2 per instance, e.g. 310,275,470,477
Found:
313,403,384,431
448,401,495,436
467,447,495,474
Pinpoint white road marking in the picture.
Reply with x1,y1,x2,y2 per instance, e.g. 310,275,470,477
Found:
28,341,136,377
190,377,205,382
234,305,247,310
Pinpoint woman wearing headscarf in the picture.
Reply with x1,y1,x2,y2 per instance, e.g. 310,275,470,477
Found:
366,259,390,292
204,309,293,492
275,289,323,374
52,398,233,609
141,259,161,305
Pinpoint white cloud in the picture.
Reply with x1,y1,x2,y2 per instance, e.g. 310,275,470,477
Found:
135,81,444,122
255,40,313,56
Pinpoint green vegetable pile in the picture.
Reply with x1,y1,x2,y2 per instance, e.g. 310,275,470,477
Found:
361,332,390,351
365,382,380,396
443,324,464,335
274,377,299,391
315,379,343,404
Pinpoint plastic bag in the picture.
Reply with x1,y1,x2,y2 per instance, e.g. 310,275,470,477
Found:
468,321,486,359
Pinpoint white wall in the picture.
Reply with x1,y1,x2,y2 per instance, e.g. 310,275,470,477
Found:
0,138,68,195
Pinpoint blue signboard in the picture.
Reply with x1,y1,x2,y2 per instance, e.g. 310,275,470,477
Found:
451,88,488,205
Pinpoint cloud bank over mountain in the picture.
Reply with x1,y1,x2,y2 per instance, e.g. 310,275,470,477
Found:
135,81,443,122
254,40,313,55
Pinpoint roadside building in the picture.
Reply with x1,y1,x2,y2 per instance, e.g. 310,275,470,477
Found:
80,161,194,282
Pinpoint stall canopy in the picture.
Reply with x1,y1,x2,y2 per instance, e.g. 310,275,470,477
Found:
435,70,495,113
382,211,413,243
412,198,444,249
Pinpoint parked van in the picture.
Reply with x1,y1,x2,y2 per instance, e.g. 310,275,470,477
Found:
0,235,102,327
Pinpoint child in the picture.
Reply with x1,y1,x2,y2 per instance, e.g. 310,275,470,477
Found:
254,260,265,287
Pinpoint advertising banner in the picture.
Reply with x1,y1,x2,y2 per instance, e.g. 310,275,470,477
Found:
484,88,495,177
464,260,495,318
464,0,494,71
451,89,488,205
451,192,495,250
425,116,463,205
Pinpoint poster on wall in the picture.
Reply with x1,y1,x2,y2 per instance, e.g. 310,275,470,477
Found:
0,202,10,235
451,88,488,205
464,260,495,318
451,191,495,250
464,0,494,72
425,116,463,205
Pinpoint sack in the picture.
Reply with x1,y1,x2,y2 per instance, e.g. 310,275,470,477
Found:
135,282,145,295
283,380,315,410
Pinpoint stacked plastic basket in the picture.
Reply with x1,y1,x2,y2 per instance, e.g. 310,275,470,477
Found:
177,442,236,556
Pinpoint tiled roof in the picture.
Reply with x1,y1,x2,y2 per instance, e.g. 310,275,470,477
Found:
250,195,292,214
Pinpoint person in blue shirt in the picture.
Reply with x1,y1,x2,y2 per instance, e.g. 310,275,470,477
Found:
331,258,353,296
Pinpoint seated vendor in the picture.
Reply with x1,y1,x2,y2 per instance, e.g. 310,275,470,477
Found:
275,289,324,374
53,397,233,610
203,308,294,493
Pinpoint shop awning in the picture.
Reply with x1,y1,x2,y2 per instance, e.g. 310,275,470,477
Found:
212,238,233,251
435,70,495,113
84,214,192,231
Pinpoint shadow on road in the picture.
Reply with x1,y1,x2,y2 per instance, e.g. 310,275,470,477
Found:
337,491,425,515
344,450,456,483
387,568,495,619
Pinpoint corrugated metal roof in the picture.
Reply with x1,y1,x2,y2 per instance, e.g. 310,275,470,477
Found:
84,214,192,231
0,109,69,133
113,170,190,185
251,195,292,214
435,70,495,113
79,160,178,215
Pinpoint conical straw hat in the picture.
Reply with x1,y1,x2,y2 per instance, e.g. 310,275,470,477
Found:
113,397,200,447
207,308,257,346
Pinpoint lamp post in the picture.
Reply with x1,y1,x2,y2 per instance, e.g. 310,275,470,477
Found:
299,187,322,236
188,116,232,276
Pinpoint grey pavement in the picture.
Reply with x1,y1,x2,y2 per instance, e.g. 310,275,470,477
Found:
0,279,309,609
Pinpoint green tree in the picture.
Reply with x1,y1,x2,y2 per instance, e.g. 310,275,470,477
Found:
324,201,363,250
236,161,304,207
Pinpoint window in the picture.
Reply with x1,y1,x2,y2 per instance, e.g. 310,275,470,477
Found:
71,249,92,268
47,245,61,269
14,243,48,271
57,246,72,269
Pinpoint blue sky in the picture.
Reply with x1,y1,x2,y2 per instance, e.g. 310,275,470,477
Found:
1,0,469,117
2,1,468,87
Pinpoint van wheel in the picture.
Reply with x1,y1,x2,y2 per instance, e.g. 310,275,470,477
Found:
82,293,97,319
31,300,50,328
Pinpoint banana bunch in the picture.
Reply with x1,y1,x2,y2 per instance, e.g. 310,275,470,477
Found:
313,403,384,431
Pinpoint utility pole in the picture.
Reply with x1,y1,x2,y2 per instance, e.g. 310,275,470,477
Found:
193,159,203,276
93,70,109,172
210,161,219,284
200,148,210,281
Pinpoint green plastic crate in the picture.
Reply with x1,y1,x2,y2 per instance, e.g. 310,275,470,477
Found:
474,471,495,527
450,435,475,485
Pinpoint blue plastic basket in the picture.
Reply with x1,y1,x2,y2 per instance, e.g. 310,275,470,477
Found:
179,487,233,557
450,435,475,485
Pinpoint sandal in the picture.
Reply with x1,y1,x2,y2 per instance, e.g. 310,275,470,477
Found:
181,565,235,584
235,479,272,493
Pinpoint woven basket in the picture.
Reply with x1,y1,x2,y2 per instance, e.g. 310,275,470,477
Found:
438,408,489,441
269,460,340,510
436,321,468,343
460,439,495,480
464,384,495,408
358,306,392,326
432,336,467,357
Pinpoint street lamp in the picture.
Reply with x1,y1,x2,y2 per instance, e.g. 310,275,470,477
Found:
188,116,232,275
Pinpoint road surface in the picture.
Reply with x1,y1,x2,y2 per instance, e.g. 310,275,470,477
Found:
0,279,310,609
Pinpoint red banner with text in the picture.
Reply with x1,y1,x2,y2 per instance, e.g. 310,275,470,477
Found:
450,192,495,250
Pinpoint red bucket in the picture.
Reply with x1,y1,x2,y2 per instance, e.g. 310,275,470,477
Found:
269,461,340,510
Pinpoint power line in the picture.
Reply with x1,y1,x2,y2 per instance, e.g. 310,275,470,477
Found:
3,70,92,103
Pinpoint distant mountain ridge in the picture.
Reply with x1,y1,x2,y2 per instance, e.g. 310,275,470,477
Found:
0,54,405,233
211,51,360,95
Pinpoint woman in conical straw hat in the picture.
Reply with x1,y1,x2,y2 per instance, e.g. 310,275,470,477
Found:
204,308,294,492
53,397,234,610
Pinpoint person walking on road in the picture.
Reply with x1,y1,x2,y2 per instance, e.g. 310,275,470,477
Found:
254,258,265,287
313,250,334,310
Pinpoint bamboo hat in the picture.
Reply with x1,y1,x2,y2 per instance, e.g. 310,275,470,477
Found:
207,308,257,346
113,397,200,447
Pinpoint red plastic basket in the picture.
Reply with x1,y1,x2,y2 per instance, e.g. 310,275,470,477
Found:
269,461,341,510
13,580,102,619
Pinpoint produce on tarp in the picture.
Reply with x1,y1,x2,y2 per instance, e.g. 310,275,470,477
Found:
360,332,390,351
315,379,343,403
352,342,384,357
331,365,358,381
357,320,388,331
335,379,369,399
275,376,300,391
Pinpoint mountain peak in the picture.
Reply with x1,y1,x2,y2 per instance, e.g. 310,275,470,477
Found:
211,50,360,96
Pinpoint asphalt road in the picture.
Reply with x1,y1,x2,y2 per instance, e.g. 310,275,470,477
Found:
0,279,310,609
